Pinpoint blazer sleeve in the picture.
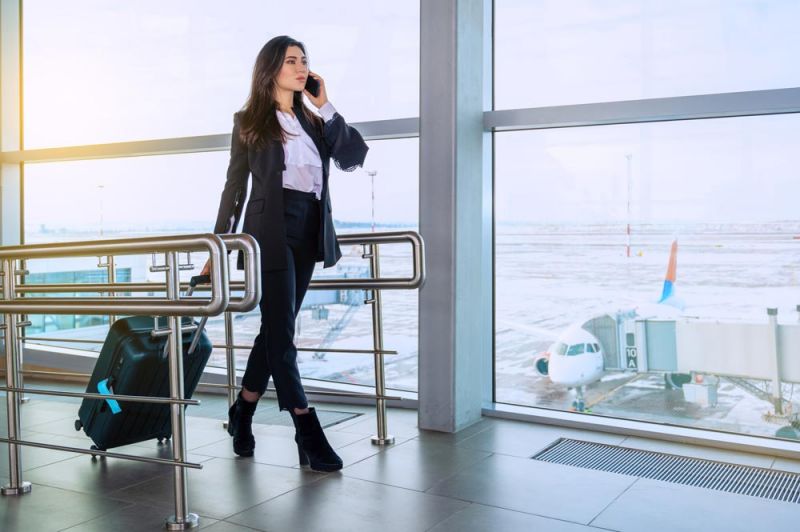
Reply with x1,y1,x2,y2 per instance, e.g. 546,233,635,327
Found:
213,114,250,234
323,111,369,172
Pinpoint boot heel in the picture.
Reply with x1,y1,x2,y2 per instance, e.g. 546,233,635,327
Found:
297,444,309,467
291,407,343,472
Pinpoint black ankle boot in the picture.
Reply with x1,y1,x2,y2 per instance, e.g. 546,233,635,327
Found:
228,392,257,457
291,407,343,472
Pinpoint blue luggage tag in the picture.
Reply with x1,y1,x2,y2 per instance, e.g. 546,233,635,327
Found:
97,378,122,414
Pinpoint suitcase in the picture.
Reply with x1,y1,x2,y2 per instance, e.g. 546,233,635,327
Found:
75,312,213,451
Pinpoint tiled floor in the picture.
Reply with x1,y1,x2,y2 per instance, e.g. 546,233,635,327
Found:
1,389,800,531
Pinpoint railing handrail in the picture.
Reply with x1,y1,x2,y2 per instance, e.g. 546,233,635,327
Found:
0,233,223,259
334,230,425,289
0,233,263,316
13,230,425,295
219,234,261,312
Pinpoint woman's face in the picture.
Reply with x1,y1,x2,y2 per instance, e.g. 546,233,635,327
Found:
274,45,309,94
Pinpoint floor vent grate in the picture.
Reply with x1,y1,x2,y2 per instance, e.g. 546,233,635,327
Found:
532,438,800,504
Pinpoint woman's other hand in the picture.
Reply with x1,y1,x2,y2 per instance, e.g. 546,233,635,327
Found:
304,71,329,109
199,258,211,277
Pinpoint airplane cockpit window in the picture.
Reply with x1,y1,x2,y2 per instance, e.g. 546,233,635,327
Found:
553,342,568,356
593,343,601,352
566,343,585,356
586,343,596,353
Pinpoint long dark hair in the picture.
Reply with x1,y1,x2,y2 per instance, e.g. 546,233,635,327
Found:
238,36,323,148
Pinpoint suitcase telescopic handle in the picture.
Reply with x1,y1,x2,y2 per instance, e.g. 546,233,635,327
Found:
186,275,211,355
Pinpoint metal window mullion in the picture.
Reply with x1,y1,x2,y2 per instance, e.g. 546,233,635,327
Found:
485,87,800,132
0,118,420,165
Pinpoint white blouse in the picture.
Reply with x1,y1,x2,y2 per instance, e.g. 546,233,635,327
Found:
276,101,337,200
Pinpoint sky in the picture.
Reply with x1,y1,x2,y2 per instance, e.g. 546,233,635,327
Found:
19,0,800,231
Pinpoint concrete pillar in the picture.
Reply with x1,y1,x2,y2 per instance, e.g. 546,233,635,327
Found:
418,0,493,432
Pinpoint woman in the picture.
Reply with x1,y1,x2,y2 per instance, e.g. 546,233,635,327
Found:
201,35,368,471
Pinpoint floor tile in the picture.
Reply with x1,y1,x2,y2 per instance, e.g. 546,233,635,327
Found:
333,434,416,468
456,419,626,457
427,454,636,524
0,484,129,532
330,411,420,438
191,424,363,468
60,503,221,532
342,438,491,491
428,503,609,532
415,417,497,445
9,400,79,431
110,457,324,520
24,449,213,496
0,431,92,476
591,478,800,531
126,415,231,452
202,522,262,532
227,475,469,532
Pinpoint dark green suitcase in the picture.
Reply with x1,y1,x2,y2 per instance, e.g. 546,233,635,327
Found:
75,315,212,451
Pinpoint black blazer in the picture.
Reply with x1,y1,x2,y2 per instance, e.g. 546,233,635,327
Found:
213,102,369,271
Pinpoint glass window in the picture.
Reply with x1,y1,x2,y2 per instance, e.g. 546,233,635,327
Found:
23,137,419,391
566,343,585,356
311,138,420,392
23,152,228,352
495,113,800,440
23,0,419,147
495,0,800,109
587,343,596,353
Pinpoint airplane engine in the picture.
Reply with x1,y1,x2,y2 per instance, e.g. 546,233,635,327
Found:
534,353,549,376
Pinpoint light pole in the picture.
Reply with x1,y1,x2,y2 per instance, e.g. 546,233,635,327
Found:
366,170,377,232
625,154,632,258
98,184,105,237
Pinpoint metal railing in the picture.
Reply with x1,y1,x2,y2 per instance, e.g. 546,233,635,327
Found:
13,230,426,446
0,233,261,531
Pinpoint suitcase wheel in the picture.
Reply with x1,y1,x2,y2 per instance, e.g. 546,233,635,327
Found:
74,419,83,432
90,444,105,460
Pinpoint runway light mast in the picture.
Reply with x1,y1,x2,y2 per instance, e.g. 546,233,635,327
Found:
625,153,633,258
366,170,377,232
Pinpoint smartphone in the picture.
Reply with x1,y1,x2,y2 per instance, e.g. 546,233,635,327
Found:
305,76,320,97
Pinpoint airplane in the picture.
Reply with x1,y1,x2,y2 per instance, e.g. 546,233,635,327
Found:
533,239,682,412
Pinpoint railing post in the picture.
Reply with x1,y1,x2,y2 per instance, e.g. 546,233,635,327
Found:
225,311,237,408
164,251,198,530
17,259,30,404
1,259,32,496
366,244,394,445
221,311,236,430
103,255,117,324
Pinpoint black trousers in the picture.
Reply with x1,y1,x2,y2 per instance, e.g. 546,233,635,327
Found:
241,188,320,411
